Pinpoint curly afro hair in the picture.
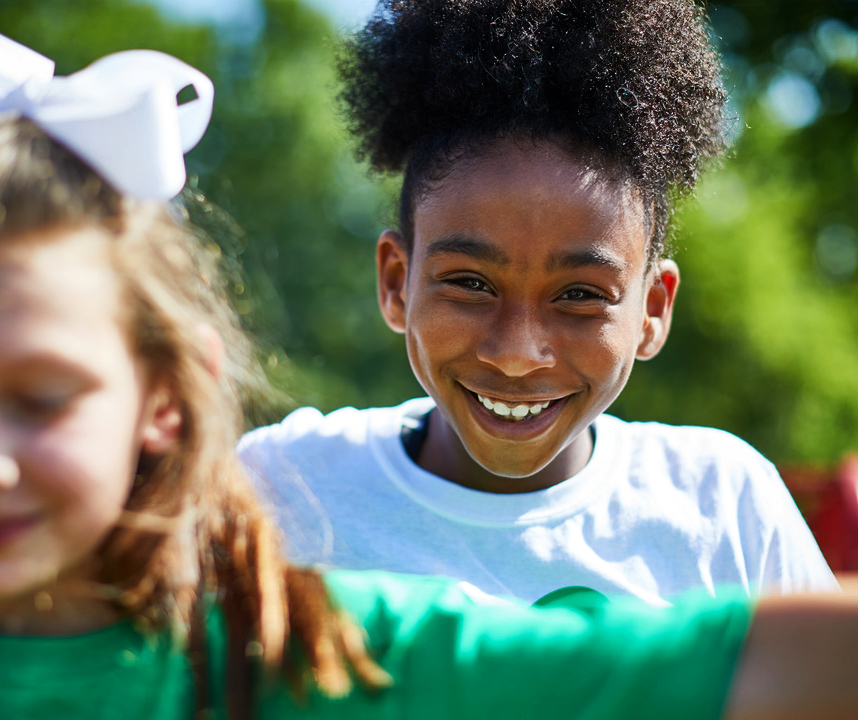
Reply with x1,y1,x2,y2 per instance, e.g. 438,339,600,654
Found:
338,0,727,260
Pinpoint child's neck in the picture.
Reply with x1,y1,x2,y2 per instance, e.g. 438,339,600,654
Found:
0,584,123,637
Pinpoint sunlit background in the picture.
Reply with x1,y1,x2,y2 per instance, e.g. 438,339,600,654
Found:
3,0,858,467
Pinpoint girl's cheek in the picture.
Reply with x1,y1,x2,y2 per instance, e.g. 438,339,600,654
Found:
23,420,125,499
20,439,88,500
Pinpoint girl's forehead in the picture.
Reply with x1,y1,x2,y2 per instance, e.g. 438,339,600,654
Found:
413,140,648,265
420,140,639,218
0,226,121,329
0,223,113,264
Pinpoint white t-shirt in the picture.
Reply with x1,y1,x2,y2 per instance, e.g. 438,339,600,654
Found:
239,398,838,605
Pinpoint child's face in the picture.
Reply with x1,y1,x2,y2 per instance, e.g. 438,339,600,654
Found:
378,140,678,492
0,227,171,616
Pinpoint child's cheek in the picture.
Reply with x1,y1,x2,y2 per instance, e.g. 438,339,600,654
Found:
24,400,137,517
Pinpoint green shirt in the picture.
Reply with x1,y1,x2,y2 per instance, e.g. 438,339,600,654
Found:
0,571,751,719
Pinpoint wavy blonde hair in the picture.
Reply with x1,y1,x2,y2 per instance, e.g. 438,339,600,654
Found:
0,118,388,716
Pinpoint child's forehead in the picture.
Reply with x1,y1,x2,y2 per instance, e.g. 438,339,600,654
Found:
0,228,129,374
413,140,648,265
0,225,119,313
420,139,639,214
0,222,112,262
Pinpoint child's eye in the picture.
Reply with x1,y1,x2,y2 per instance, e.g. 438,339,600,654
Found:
559,288,604,302
1,393,73,423
446,276,491,292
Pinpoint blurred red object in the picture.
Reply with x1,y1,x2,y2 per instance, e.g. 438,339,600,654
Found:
779,455,858,572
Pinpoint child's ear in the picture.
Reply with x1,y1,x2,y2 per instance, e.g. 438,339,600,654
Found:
377,229,409,334
197,323,225,379
636,259,680,360
140,384,182,456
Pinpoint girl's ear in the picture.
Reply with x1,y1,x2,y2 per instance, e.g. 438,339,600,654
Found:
377,229,409,334
636,259,680,361
197,323,225,379
140,384,182,456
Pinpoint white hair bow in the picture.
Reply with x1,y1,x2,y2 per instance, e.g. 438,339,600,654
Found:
0,34,214,200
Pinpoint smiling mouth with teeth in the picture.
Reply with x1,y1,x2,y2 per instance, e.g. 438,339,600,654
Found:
476,394,553,421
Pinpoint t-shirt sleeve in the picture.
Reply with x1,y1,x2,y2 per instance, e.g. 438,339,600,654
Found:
742,458,840,594
237,409,337,566
321,570,752,720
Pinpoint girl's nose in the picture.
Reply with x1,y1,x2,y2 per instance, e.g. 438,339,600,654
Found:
0,454,21,489
0,419,21,489
475,307,556,377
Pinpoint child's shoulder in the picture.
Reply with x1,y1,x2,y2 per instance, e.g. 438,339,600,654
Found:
602,413,770,455
598,413,778,476
239,397,434,450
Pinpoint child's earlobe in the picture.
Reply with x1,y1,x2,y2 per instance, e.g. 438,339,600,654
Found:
636,259,680,361
377,230,409,334
140,386,182,455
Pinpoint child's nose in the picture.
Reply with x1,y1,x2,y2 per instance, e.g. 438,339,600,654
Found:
0,454,20,490
0,421,22,489
475,307,556,377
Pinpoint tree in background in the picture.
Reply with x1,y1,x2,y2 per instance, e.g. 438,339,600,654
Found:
614,1,858,463
3,0,857,463
1,0,419,420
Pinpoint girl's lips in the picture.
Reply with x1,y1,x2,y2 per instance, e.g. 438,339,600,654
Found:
475,392,556,420
0,514,39,545
474,391,561,405
464,387,571,436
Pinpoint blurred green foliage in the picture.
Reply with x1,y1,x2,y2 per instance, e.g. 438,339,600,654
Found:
3,0,858,462
1,0,419,421
614,1,858,463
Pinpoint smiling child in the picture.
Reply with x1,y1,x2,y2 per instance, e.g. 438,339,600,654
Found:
239,0,837,603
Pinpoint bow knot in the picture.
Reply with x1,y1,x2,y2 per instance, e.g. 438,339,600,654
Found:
0,34,214,200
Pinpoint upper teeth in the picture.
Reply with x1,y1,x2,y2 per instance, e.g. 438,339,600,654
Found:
477,395,551,420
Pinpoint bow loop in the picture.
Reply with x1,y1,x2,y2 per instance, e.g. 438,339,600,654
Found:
0,34,54,100
0,35,213,200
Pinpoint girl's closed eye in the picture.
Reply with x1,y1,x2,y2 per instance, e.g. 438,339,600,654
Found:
4,391,75,421
1,375,90,423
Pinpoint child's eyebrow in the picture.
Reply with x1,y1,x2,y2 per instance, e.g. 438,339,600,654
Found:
544,247,628,274
424,235,511,266
2,352,99,381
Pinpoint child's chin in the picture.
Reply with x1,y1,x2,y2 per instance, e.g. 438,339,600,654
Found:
468,446,556,481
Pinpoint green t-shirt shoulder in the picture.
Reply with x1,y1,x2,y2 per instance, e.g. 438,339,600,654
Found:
312,570,752,720
0,570,753,720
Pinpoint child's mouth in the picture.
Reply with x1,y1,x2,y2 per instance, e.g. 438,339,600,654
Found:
0,514,39,545
475,393,556,421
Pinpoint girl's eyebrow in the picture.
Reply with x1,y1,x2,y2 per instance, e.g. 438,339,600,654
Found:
1,351,100,382
545,247,628,273
424,235,511,266
424,234,628,273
